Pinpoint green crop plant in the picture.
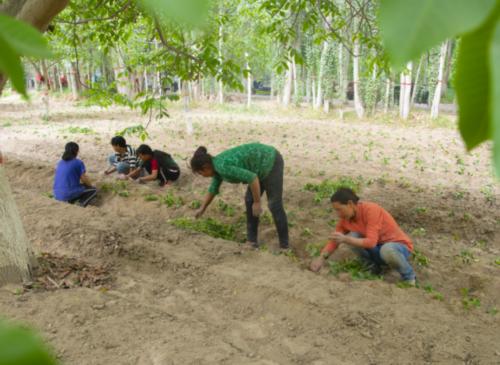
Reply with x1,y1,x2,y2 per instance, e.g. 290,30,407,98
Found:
217,200,235,217
190,200,202,209
461,288,481,310
170,217,242,242
423,284,444,301
328,259,382,281
305,243,323,257
144,194,159,202
412,249,430,267
101,181,129,197
161,191,184,208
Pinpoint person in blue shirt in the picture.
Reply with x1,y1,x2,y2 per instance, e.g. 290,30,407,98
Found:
53,142,97,207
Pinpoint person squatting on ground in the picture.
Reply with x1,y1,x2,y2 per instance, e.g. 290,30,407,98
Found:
190,143,289,250
104,136,138,177
310,188,416,285
128,144,180,186
53,142,97,207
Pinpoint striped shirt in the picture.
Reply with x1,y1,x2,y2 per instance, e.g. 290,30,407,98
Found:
114,145,138,168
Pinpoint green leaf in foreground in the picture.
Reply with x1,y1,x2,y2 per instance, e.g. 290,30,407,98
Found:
0,320,57,365
379,0,496,65
490,17,500,176
456,4,500,152
0,34,25,96
0,14,52,58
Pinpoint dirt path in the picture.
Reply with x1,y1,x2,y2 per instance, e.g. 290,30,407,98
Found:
0,97,499,364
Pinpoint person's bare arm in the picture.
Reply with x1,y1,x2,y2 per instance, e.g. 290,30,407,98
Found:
80,173,92,187
138,169,158,182
248,177,262,217
195,192,216,218
127,168,141,179
105,166,117,175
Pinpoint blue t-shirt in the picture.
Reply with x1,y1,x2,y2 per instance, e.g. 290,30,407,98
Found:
53,159,86,201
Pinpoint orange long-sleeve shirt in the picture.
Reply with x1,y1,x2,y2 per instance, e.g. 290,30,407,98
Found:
321,201,413,255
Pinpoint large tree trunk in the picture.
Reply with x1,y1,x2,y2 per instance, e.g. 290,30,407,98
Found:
0,160,36,285
0,0,69,96
353,39,364,118
431,41,449,119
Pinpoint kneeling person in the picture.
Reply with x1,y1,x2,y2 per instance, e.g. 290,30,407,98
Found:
310,188,416,285
129,144,180,186
104,136,138,176
53,142,97,207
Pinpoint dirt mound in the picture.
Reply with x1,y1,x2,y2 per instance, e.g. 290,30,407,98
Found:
0,100,499,364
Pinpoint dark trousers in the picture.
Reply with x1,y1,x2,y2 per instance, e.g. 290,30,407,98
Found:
245,152,289,248
158,168,180,186
68,187,97,207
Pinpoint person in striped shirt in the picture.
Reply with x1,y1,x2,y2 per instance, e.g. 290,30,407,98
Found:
310,188,416,285
104,136,138,177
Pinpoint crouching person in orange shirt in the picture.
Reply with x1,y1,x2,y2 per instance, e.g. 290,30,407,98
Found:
310,188,416,286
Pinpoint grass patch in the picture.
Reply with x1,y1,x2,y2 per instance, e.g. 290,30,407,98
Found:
170,217,243,241
304,177,363,204
328,259,382,281
66,126,96,135
101,181,129,197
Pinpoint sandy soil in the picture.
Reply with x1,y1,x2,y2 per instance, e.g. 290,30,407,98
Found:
0,94,499,364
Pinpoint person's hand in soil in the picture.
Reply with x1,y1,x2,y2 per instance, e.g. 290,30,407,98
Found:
252,201,262,217
195,208,205,219
116,174,128,180
310,257,325,272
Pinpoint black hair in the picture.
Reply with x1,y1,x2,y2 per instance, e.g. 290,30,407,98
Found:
62,142,79,161
330,188,360,205
136,144,153,156
111,136,127,148
190,146,213,172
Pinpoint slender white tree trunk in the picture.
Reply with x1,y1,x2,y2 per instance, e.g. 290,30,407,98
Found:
143,69,149,93
384,77,391,114
245,52,252,108
315,40,329,109
311,78,316,107
306,71,311,104
0,160,36,285
217,17,224,104
353,39,364,118
431,41,448,119
292,58,299,104
411,56,423,107
399,62,412,119
282,60,293,107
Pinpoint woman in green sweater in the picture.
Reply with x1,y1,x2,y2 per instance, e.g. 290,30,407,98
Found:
190,143,289,249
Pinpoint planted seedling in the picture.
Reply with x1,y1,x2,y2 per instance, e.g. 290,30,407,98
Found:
328,259,382,281
412,249,430,267
190,200,202,209
161,191,184,208
144,194,159,202
305,243,323,257
461,288,481,310
217,200,235,217
171,217,242,241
